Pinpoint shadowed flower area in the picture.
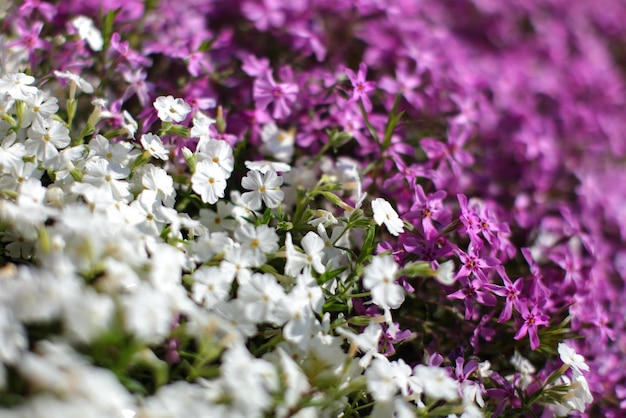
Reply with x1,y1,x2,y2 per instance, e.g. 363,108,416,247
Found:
0,0,625,416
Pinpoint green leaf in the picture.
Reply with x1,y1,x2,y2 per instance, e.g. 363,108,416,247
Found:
357,225,377,264
358,101,381,144
382,95,404,150
399,261,435,278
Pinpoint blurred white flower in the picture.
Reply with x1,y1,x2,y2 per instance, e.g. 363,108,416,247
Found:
153,95,191,123
372,197,404,236
72,16,103,51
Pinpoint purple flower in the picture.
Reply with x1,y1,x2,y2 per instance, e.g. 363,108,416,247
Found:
448,276,497,320
253,70,299,120
514,302,550,350
454,245,500,282
406,184,450,235
344,63,376,112
19,0,57,21
484,267,524,323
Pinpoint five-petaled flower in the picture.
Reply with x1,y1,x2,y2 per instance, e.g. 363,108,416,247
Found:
253,71,299,120
153,95,192,123
241,169,284,210
514,302,550,350
345,63,376,112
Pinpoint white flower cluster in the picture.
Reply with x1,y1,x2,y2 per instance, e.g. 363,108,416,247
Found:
0,73,477,417
551,343,593,415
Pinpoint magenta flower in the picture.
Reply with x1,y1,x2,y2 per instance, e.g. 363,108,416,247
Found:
406,184,450,235
514,302,550,350
18,0,57,21
253,70,299,120
344,63,376,112
484,267,524,323
454,245,500,282
447,276,497,320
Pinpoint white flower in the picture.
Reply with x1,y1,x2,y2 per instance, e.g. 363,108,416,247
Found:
153,95,191,123
371,398,416,418
88,134,137,175
54,70,94,94
556,373,593,413
142,166,176,207
25,118,71,162
212,300,258,337
558,342,590,375
363,254,404,309
140,133,169,160
261,122,294,162
190,111,216,140
366,357,406,401
372,197,404,236
307,209,338,227
275,272,323,348
0,305,27,364
436,260,456,285
139,381,223,418
120,283,174,344
191,231,233,263
316,223,348,270
241,169,284,210
220,245,254,285
122,110,138,138
510,351,536,374
234,223,279,266
285,231,326,276
219,344,278,416
237,273,287,325
245,160,291,174
276,348,311,415
198,202,237,232
0,73,38,100
82,158,132,202
129,190,177,235
18,341,134,414
23,90,59,126
191,265,233,309
72,15,103,51
191,160,227,204
0,132,25,170
62,288,114,344
336,321,383,368
413,365,459,401
196,137,234,176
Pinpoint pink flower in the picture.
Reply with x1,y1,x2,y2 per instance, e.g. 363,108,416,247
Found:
253,71,299,120
514,302,549,350
344,63,376,112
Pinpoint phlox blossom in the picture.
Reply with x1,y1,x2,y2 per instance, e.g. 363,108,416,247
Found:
234,223,279,266
558,342,590,375
363,254,404,310
253,71,299,120
413,365,459,402
372,198,404,236
140,133,169,160
191,160,227,204
284,231,326,276
54,71,94,94
72,16,103,51
0,73,38,100
241,169,284,210
196,137,234,176
25,118,70,162
345,63,376,113
153,95,191,123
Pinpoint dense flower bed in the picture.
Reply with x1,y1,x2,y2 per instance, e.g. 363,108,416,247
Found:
0,0,625,416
